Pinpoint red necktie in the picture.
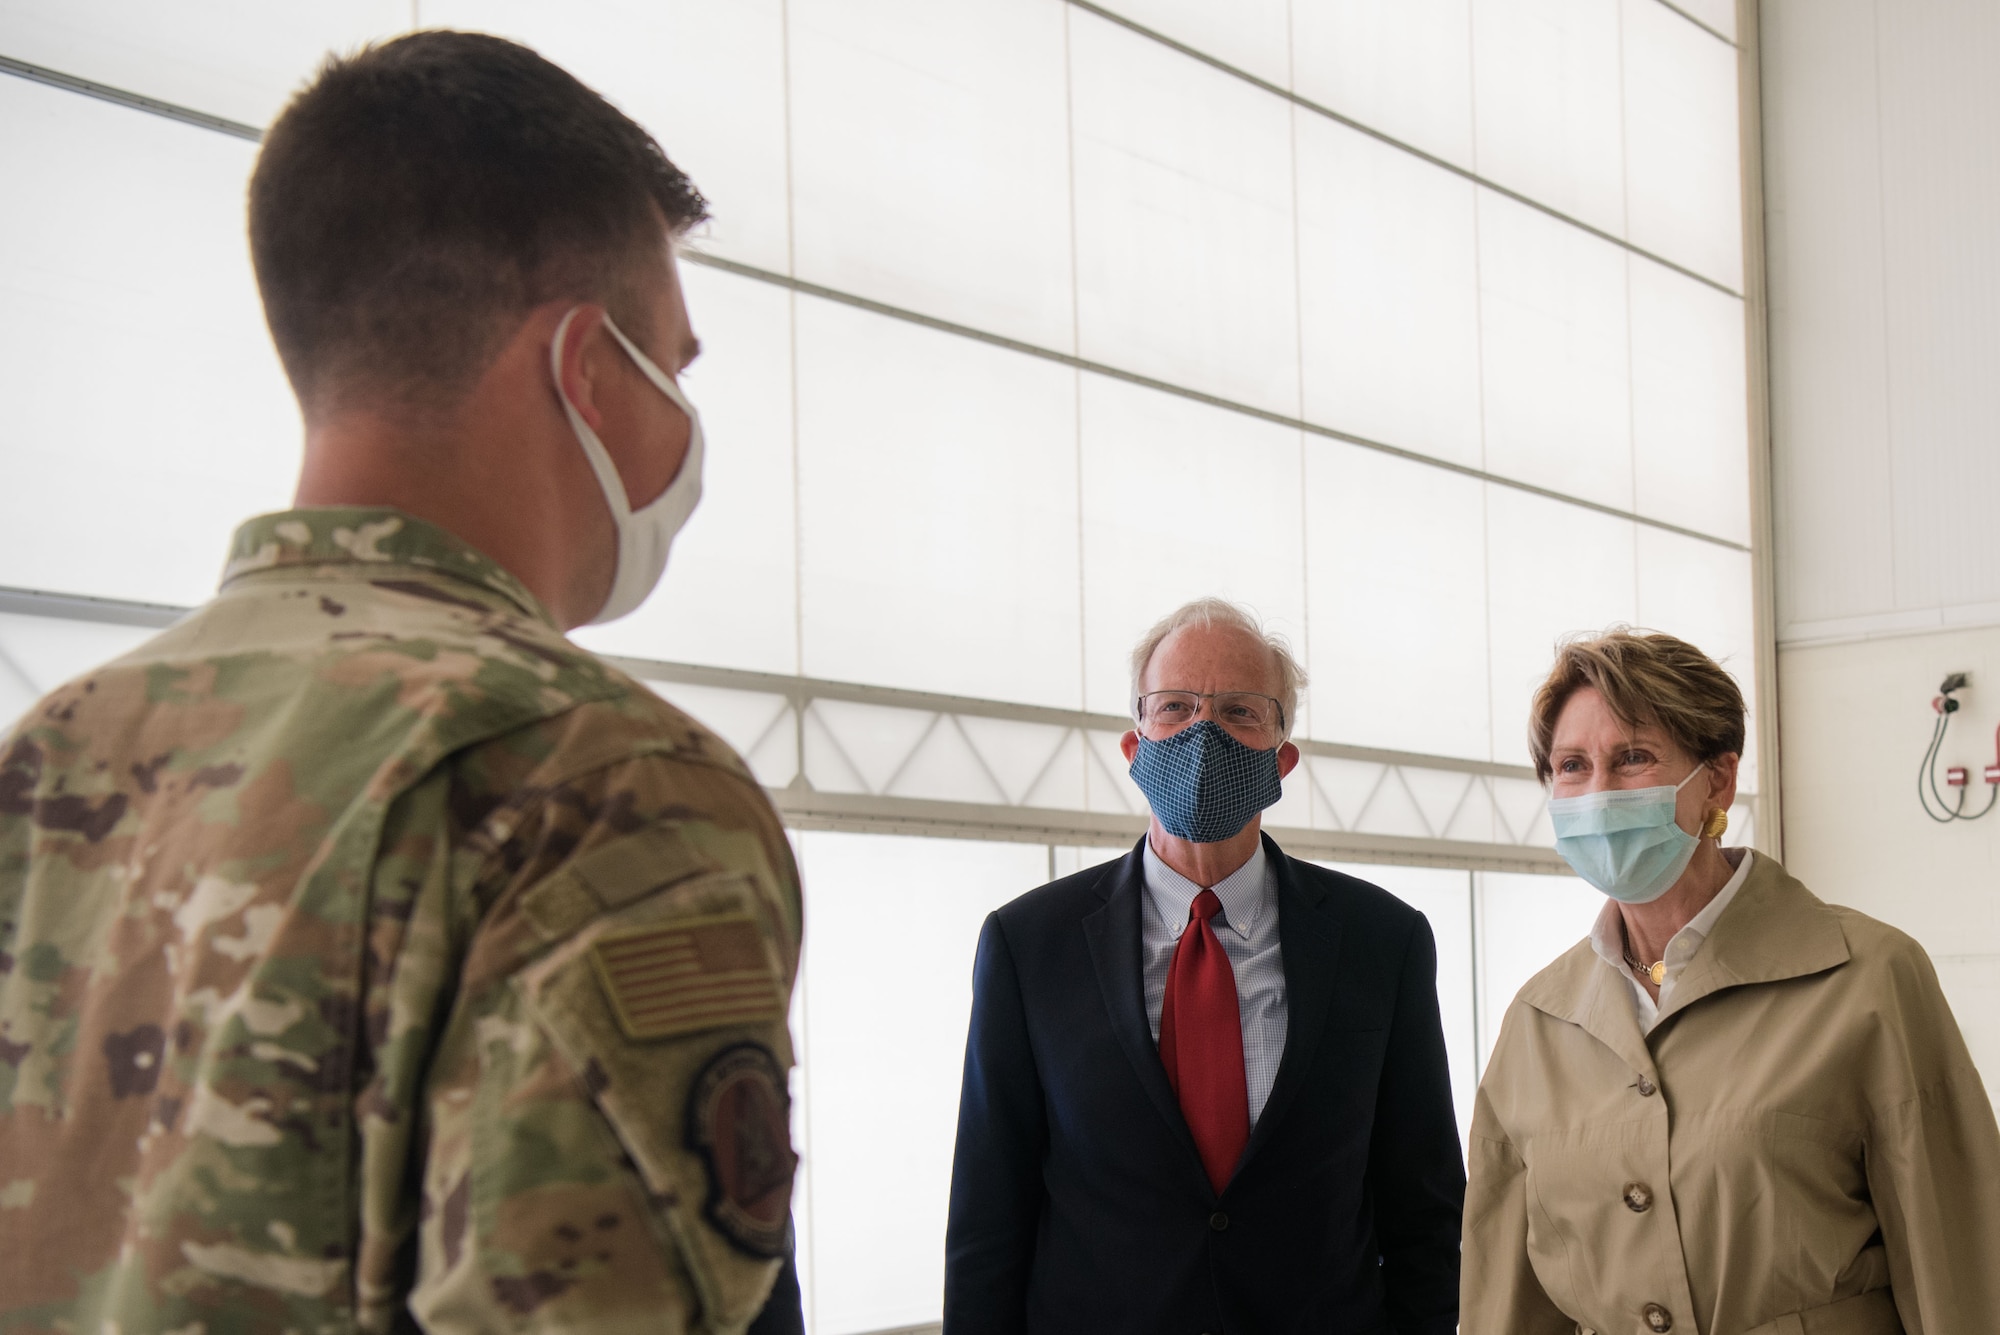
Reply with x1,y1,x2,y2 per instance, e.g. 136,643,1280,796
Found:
1158,888,1249,1194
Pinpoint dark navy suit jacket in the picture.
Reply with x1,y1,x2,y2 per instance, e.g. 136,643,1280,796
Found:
943,835,1464,1335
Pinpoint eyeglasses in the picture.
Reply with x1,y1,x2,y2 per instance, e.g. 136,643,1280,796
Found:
1135,690,1287,742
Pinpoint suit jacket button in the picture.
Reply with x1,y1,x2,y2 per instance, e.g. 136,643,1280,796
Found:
1635,1075,1657,1096
1643,1302,1673,1331
1622,1182,1654,1212
1208,1211,1229,1232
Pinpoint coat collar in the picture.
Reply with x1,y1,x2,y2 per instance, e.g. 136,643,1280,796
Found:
1517,856,1851,1056
1081,833,1342,1197
1651,854,1849,1025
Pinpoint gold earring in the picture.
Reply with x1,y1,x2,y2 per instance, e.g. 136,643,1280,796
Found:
1701,807,1729,840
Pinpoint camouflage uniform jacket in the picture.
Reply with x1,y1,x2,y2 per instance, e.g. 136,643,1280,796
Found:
0,508,803,1334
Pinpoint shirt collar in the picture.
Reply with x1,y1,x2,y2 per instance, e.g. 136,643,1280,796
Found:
219,507,554,626
1590,848,1756,972
1141,838,1273,942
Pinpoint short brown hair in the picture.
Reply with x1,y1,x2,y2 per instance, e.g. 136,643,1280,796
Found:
1527,627,1746,782
249,30,708,416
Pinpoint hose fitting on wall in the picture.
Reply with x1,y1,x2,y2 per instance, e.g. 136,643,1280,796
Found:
1919,673,1999,823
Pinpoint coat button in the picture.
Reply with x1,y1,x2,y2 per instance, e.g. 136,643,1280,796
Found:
1635,1075,1657,1096
1643,1302,1673,1331
1209,1211,1229,1232
1622,1182,1654,1212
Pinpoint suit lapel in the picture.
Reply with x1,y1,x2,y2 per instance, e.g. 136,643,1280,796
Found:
1081,840,1203,1170
1241,838,1340,1165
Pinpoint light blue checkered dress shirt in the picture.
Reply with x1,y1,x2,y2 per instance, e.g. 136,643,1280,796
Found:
1140,839,1289,1129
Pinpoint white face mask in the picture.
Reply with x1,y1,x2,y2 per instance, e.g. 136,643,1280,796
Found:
550,304,705,625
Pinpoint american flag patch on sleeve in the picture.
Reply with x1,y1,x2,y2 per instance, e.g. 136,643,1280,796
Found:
589,914,786,1041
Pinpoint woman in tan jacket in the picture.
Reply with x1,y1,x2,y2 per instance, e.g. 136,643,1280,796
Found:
1462,629,2000,1335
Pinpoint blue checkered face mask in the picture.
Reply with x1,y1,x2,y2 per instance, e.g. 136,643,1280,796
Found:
1128,720,1285,843
1547,764,1705,904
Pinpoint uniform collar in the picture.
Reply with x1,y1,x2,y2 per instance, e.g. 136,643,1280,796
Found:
1141,837,1272,941
220,507,555,627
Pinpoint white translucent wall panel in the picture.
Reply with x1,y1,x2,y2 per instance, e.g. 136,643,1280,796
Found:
795,300,1082,708
793,832,1044,1335
1295,112,1483,470
1484,486,1637,765
1474,869,1600,1064
0,614,159,727
1635,528,1759,793
1052,843,1133,879
1069,8,1300,415
423,0,792,271
1620,0,1744,291
1090,0,1291,87
1470,0,1626,236
1628,259,1751,545
1478,189,1633,510
0,0,407,127
1291,0,1475,168
1324,862,1476,1147
0,83,298,607
787,0,1073,349
1668,0,1736,40
1304,443,1491,759
573,265,798,673
1077,375,1306,718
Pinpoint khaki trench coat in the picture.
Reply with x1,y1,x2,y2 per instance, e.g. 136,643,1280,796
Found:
1463,855,2000,1335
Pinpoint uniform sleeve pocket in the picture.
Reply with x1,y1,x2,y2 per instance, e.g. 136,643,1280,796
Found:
517,867,796,1331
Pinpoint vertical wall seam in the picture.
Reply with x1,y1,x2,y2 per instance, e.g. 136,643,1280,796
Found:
1868,0,1900,611
1737,0,1784,856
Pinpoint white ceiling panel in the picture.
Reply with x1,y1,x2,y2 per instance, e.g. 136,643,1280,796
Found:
1477,188,1634,511
1621,0,1744,291
1305,440,1492,760
1629,257,1750,545
787,0,1075,349
793,298,1082,710
1471,0,1627,237
1296,110,1484,470
1292,0,1476,168
0,0,407,128
1069,8,1301,415
0,81,298,608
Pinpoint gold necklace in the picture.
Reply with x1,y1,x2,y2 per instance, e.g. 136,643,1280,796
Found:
1623,952,1666,987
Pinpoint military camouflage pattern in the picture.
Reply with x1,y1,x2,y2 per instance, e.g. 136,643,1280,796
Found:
0,508,803,1333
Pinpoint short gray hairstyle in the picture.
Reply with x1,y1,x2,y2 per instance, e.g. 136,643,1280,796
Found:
1128,598,1308,738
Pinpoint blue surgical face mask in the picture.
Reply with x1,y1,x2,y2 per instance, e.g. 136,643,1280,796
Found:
1129,720,1284,844
1547,765,1706,904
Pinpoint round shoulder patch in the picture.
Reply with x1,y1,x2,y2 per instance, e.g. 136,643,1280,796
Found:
686,1043,796,1258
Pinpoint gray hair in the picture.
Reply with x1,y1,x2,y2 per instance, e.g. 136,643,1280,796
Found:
1128,598,1308,738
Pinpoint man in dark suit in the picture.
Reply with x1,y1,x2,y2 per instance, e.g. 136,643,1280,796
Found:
944,598,1464,1335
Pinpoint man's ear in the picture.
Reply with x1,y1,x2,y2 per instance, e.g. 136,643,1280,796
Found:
1277,740,1300,779
1120,730,1140,764
553,303,612,431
